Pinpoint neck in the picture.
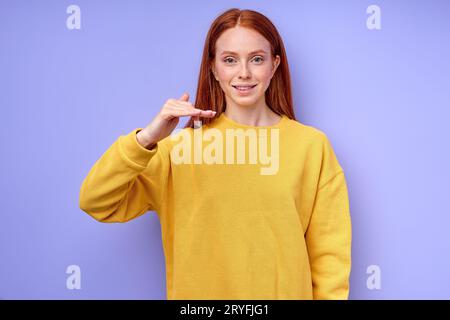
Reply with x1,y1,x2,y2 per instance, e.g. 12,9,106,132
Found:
223,101,281,127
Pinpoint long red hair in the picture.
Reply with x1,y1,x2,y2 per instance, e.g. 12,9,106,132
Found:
183,8,297,129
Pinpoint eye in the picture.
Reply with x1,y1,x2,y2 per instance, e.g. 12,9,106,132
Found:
223,57,236,64
222,55,265,64
253,56,264,63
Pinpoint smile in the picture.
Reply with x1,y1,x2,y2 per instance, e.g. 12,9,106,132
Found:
232,84,257,93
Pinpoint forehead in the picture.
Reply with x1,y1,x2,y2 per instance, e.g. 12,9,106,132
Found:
215,26,271,55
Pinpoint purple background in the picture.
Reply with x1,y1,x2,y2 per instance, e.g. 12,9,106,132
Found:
1,0,449,299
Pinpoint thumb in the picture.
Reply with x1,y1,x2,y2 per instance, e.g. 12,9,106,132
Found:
179,92,189,101
180,92,199,126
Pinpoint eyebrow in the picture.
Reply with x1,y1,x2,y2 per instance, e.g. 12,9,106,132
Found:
220,49,268,56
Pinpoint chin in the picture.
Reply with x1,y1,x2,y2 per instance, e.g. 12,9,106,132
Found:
224,90,264,106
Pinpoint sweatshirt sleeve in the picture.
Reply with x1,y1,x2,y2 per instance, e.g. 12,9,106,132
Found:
305,133,352,300
79,128,170,223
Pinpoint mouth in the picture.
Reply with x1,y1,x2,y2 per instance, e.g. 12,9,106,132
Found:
232,84,257,93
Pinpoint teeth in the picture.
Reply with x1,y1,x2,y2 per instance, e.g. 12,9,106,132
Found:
234,85,255,90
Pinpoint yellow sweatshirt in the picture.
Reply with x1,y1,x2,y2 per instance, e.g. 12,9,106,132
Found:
79,112,352,300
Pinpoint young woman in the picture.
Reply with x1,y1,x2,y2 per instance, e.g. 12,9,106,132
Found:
79,8,352,300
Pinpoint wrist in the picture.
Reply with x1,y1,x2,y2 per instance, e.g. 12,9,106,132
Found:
136,130,157,150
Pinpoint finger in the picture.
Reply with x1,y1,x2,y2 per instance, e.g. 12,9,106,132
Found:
168,108,202,118
171,103,216,117
177,92,200,123
199,110,217,118
181,108,216,120
178,92,197,124
179,92,193,121
171,93,217,124
168,108,216,120
179,92,189,102
170,99,216,113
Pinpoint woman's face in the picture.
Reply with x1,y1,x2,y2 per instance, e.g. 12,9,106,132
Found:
211,26,280,109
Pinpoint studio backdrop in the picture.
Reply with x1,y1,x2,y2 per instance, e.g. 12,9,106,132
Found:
1,0,449,299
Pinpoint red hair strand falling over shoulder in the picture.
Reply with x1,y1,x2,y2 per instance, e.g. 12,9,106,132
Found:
183,8,297,129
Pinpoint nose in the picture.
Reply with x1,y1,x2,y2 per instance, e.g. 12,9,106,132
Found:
238,62,251,79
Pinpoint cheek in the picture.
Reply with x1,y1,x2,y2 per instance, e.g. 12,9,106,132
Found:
215,65,273,87
217,69,234,82
258,67,274,81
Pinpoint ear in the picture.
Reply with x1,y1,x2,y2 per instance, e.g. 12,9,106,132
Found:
271,55,281,78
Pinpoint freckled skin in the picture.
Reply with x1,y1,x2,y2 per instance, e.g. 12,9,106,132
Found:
210,26,281,124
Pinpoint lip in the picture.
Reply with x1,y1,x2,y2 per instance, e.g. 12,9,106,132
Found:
232,84,257,95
